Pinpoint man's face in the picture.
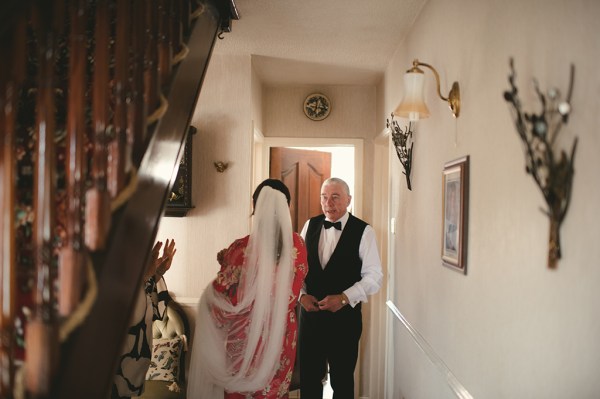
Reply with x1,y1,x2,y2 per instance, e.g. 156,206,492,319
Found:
320,182,351,221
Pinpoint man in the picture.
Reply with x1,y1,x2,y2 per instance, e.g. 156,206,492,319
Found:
299,177,383,399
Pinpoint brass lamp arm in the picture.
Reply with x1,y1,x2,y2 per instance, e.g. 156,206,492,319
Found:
409,59,461,118
410,59,447,101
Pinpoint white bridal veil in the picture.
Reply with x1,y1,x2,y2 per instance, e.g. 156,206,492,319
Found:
187,186,294,398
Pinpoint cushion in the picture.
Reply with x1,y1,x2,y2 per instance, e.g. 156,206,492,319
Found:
153,299,187,339
146,335,184,382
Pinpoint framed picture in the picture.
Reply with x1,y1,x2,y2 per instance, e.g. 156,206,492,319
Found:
441,156,469,273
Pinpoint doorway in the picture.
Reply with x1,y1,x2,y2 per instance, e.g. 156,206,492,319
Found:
254,136,363,398
255,137,364,221
269,147,331,233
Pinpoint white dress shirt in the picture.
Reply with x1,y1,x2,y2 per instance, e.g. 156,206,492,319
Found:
300,212,383,307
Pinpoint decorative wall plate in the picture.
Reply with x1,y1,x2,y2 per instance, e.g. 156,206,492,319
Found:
303,93,331,121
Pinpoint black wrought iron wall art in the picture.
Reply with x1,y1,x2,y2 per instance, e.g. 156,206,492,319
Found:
503,59,577,269
387,114,414,190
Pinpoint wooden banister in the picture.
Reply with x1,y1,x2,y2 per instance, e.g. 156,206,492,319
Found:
56,1,236,397
0,0,239,397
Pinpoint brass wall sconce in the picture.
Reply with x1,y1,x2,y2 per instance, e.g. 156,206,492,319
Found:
394,59,461,121
214,161,229,173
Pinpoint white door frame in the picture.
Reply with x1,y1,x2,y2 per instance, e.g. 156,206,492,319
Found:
257,137,364,219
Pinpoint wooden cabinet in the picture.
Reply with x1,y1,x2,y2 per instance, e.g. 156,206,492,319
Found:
165,126,196,217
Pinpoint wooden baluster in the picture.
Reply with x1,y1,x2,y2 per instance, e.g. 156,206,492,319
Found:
26,2,62,396
130,0,148,166
108,0,132,198
181,0,192,37
172,0,184,62
158,0,173,86
0,17,26,397
190,0,201,16
0,58,12,399
85,0,112,251
60,0,88,316
144,1,160,119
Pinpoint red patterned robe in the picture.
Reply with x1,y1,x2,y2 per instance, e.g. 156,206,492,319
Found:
212,233,308,399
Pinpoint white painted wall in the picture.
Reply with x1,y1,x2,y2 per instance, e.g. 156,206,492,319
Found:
383,1,600,398
251,63,264,133
263,85,378,225
156,53,254,307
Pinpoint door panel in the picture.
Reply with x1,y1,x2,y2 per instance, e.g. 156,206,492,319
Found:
270,147,331,232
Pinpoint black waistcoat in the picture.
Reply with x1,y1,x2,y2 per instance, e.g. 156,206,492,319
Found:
304,214,367,302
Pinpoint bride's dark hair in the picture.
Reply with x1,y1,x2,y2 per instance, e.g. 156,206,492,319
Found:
251,179,292,260
252,179,291,213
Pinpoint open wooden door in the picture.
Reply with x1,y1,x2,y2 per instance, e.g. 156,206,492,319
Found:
269,147,331,233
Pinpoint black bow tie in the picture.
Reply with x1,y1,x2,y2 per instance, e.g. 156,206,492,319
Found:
323,221,342,230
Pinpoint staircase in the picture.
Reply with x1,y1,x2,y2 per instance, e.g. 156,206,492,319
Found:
0,1,238,397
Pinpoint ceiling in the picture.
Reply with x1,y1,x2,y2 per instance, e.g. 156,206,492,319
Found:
213,0,428,85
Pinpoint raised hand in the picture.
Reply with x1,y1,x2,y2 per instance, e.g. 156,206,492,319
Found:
144,239,177,282
156,238,177,277
144,241,163,281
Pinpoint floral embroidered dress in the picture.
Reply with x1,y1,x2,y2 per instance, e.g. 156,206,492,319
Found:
213,233,307,399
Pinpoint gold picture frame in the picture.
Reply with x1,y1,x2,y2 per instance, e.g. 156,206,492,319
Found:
441,156,469,273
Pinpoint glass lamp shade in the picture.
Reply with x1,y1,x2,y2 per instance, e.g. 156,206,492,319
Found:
393,71,430,121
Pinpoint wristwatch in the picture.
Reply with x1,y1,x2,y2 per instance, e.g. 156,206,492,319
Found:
341,295,347,306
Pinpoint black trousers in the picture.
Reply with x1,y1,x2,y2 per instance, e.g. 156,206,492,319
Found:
299,306,362,399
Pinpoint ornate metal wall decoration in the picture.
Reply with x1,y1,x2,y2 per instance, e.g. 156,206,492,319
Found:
387,114,414,190
213,161,229,172
503,59,577,268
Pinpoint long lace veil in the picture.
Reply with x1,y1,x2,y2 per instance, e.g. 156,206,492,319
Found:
187,186,294,398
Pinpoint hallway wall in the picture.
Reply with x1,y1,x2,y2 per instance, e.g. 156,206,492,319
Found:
156,53,255,304
155,55,384,398
262,84,377,224
382,1,600,398
156,61,380,303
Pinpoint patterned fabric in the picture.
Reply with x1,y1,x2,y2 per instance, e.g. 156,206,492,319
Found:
146,336,184,382
111,278,170,398
213,233,308,399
